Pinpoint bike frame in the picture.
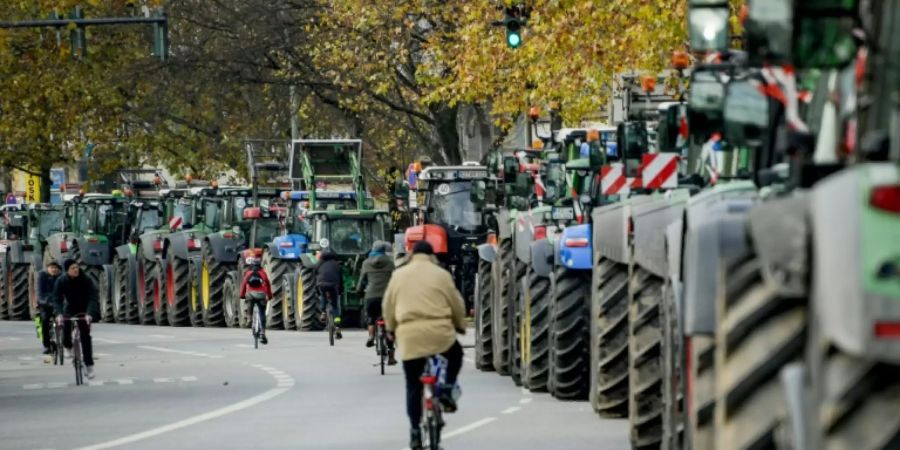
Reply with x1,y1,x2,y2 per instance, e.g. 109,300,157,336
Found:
62,315,89,385
420,355,448,449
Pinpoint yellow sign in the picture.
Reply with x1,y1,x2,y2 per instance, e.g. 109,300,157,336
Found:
12,170,42,204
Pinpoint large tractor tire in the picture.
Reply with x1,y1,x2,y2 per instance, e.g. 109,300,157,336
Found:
0,261,8,320
510,260,526,386
263,252,293,330
295,266,322,331
28,261,39,320
628,267,664,449
223,272,240,328
474,258,494,371
661,279,684,450
522,267,551,392
549,266,590,400
7,263,30,320
98,265,114,323
808,326,900,450
188,259,204,327
689,335,716,450
137,260,157,325
491,237,515,375
150,264,167,326
715,253,803,450
115,256,138,324
281,273,297,330
165,257,192,326
592,258,630,417
200,247,229,327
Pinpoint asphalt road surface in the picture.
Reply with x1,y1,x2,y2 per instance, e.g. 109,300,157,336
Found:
0,321,628,450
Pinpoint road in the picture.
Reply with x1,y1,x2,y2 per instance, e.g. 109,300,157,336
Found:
0,321,628,450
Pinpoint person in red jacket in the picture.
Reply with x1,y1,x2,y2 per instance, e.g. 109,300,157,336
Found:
239,256,273,344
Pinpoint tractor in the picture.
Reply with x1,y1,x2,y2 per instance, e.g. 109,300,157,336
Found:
1,204,64,320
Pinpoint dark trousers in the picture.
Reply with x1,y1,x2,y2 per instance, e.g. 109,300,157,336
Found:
39,305,54,350
250,298,267,332
318,285,341,320
63,319,93,367
403,340,463,428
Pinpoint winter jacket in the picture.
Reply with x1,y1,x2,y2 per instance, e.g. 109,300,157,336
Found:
239,267,273,300
355,253,395,300
315,253,343,289
52,273,100,318
383,254,466,361
36,270,60,306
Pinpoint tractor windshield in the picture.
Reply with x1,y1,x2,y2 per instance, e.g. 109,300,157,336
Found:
427,181,480,231
136,207,162,234
75,204,96,233
36,210,64,238
317,218,379,255
255,219,281,244
171,201,193,226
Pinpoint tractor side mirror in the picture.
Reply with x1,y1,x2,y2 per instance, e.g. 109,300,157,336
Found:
470,180,487,206
617,122,648,160
688,69,727,138
242,207,261,220
688,0,730,53
724,78,771,150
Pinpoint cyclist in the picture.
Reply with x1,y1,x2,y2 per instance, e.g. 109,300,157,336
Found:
383,241,466,449
355,240,396,363
52,260,99,379
239,256,273,344
315,249,343,339
36,260,62,355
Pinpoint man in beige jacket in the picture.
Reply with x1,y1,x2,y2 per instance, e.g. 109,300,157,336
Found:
383,240,466,449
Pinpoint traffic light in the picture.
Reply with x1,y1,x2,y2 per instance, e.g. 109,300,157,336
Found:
151,10,169,61
69,6,86,58
503,8,525,49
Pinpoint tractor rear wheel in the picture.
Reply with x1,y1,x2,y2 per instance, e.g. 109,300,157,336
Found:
510,260,526,386
592,258,630,418
475,258,494,371
223,273,240,328
628,267,664,449
549,266,590,400
296,266,322,331
97,265,114,323
661,279,685,450
491,237,514,375
28,261,39,320
138,260,157,325
715,253,803,450
201,246,228,327
166,257,191,326
263,252,292,330
0,260,8,320
188,259,204,327
523,267,551,392
151,263,168,326
282,273,297,330
8,263,30,320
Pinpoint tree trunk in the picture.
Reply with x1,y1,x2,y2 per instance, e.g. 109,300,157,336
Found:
40,166,52,204
430,103,461,165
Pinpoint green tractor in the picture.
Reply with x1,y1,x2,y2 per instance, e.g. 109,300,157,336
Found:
292,209,393,330
1,204,65,320
44,193,129,323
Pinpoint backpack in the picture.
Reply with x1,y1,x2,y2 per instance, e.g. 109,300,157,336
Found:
247,269,264,288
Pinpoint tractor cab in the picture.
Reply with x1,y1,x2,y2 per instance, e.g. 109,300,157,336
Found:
27,204,65,243
69,194,129,248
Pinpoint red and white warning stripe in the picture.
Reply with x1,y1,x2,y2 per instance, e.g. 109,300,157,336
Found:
641,153,679,189
600,163,630,195
168,216,183,231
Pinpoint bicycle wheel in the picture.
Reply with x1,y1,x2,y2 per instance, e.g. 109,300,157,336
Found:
73,332,83,386
55,325,64,366
379,330,386,375
429,407,442,449
328,308,335,347
252,305,260,349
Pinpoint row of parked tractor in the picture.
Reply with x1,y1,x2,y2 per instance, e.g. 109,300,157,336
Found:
399,1,900,449
0,140,394,335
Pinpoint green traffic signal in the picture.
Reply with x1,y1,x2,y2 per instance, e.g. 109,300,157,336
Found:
507,29,522,48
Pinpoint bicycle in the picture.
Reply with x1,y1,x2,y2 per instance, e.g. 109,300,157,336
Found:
321,289,340,346
51,316,64,366
420,355,449,450
61,314,89,385
251,300,263,349
375,319,388,375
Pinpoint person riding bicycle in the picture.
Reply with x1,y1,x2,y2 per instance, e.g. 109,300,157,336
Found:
355,240,396,362
383,241,466,449
239,256,273,345
36,260,62,355
315,249,343,339
52,260,100,379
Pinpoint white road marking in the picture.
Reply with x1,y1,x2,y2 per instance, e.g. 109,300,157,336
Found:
520,387,532,396
23,383,44,390
519,397,533,404
148,334,174,339
18,356,35,361
93,338,123,344
137,345,222,359
94,352,111,357
75,364,295,450
46,382,67,389
234,344,253,348
180,376,198,382
87,380,106,387
0,336,22,341
442,417,497,439
116,379,134,385
501,406,521,414
153,377,174,383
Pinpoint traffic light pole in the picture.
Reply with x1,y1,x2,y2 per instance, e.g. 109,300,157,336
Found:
0,9,169,60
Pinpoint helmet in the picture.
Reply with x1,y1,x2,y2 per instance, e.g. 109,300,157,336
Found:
245,256,261,266
371,240,390,254
377,241,393,254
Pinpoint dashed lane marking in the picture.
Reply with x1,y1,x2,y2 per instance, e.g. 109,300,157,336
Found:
22,377,198,390
443,417,498,439
136,345,223,359
93,338,123,344
74,364,295,450
501,406,521,414
148,334,175,339
519,397,532,404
